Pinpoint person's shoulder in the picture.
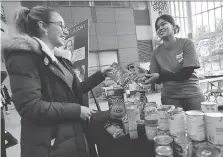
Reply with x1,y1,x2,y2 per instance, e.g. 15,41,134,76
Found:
178,37,194,45
153,44,163,54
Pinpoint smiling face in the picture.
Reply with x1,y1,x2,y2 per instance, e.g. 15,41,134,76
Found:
156,18,175,39
47,12,68,48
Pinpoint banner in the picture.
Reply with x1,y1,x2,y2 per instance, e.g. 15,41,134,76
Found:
65,19,89,106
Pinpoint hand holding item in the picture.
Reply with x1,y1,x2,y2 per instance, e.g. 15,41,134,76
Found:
141,73,159,85
100,66,113,77
80,106,97,120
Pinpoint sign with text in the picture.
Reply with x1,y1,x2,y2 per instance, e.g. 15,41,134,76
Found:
65,19,89,106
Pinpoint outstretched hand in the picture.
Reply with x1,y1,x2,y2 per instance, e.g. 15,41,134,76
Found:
139,73,159,85
100,67,113,77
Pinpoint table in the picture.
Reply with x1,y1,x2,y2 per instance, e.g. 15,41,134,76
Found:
199,76,223,102
86,111,155,157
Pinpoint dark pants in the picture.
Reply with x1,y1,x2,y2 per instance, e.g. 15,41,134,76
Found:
161,94,205,111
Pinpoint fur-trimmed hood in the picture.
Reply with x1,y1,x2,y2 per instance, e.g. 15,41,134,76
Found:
1,35,72,61
2,35,41,55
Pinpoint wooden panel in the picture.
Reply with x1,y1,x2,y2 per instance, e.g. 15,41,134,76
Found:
96,22,117,35
97,35,118,50
114,8,134,22
118,35,137,48
70,7,91,23
116,22,136,35
54,6,73,22
96,8,115,23
89,35,99,51
118,47,139,63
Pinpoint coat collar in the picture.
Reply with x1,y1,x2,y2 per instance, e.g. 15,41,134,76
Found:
2,35,72,62
33,37,72,63
32,37,58,63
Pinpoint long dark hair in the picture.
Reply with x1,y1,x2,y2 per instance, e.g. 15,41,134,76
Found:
14,6,55,37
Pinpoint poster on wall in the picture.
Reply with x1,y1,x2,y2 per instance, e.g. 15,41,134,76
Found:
65,19,89,106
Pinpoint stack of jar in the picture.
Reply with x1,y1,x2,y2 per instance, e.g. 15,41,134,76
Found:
150,101,223,157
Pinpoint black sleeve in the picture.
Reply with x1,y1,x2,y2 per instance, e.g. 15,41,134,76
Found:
158,67,195,82
79,71,106,94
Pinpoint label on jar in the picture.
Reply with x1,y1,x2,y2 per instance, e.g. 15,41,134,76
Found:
169,116,185,136
186,111,205,141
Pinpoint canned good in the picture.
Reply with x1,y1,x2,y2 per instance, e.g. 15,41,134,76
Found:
154,135,173,148
147,101,159,108
185,110,205,141
144,106,157,117
168,108,185,137
174,136,192,157
201,102,218,113
156,146,173,157
122,114,129,135
107,88,125,120
207,142,223,155
157,106,174,131
205,112,223,145
145,112,158,140
157,127,170,136
126,105,140,122
160,105,176,110
196,144,220,157
129,121,138,139
191,140,207,157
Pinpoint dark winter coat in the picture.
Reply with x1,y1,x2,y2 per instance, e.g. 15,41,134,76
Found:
2,35,105,157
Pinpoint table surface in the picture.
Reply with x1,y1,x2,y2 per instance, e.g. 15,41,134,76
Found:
199,76,223,83
86,111,155,157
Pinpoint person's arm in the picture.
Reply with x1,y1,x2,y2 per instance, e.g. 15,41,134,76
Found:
6,53,81,124
79,71,106,94
157,39,200,83
157,67,195,82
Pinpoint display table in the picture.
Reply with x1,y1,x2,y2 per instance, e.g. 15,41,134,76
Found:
199,76,223,102
86,111,155,157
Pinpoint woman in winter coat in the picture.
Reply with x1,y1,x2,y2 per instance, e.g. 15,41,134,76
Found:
2,5,110,157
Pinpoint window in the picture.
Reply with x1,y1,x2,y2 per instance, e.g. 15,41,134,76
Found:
169,1,188,38
89,50,118,76
130,1,147,10
111,1,130,8
94,1,112,7
70,1,90,6
192,2,223,37
54,1,70,6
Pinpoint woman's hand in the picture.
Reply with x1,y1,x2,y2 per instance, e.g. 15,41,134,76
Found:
140,73,159,84
80,106,97,120
100,67,113,77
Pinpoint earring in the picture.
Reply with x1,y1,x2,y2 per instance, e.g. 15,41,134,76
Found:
45,31,48,36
